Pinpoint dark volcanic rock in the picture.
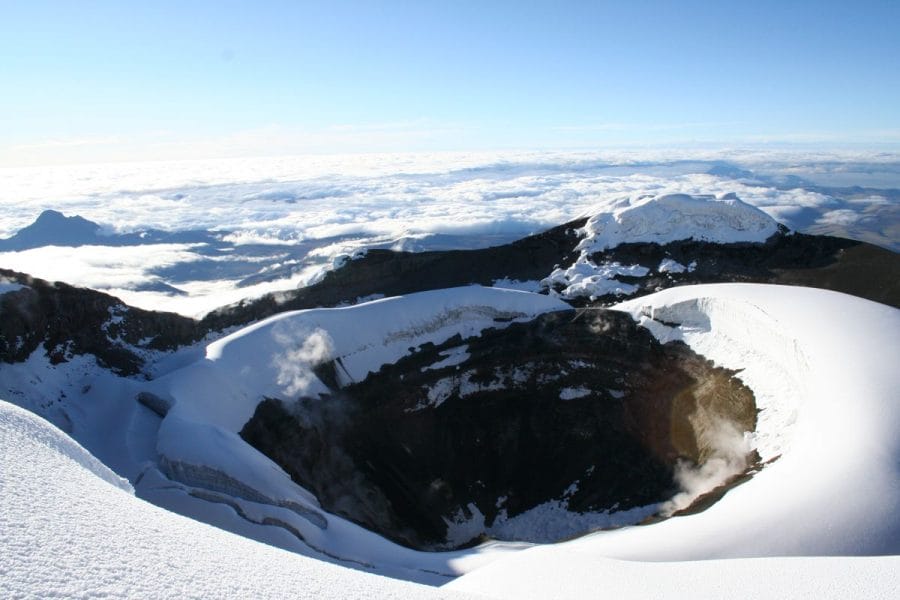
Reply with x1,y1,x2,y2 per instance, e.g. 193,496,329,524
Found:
0,269,200,375
240,308,757,550
561,229,897,306
773,242,900,306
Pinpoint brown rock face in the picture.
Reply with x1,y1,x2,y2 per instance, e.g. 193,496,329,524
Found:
241,309,757,550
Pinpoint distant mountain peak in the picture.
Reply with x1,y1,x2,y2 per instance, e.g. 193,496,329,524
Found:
0,210,102,250
33,209,99,229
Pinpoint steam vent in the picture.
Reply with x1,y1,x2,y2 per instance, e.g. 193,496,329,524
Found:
241,308,757,550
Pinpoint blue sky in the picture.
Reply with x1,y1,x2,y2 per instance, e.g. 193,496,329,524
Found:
2,0,899,164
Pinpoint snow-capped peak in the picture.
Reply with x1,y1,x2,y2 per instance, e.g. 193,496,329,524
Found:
577,193,781,252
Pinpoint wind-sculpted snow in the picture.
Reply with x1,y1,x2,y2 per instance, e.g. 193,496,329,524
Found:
0,400,467,599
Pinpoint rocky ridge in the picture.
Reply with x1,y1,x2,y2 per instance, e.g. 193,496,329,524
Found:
2,206,897,379
0,269,197,375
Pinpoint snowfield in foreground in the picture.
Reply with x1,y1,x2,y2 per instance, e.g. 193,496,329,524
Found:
2,283,899,598
0,401,463,600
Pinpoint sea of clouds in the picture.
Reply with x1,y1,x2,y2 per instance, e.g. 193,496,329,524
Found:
1,150,897,317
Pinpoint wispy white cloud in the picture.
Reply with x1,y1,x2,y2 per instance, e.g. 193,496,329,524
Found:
741,129,900,145
0,244,200,290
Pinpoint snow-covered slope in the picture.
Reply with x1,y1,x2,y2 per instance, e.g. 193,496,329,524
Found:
448,283,900,598
6,282,896,599
0,399,468,599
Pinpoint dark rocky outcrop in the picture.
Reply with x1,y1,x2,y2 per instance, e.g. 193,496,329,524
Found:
773,242,900,306
565,229,900,307
0,269,199,375
240,308,756,550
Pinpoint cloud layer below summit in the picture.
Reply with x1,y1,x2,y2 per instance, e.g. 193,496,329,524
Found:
0,150,896,315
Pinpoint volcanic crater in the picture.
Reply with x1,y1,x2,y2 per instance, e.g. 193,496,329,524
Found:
241,308,758,550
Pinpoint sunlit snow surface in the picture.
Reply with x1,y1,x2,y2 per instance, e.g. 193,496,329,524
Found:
2,284,898,598
1,150,897,316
